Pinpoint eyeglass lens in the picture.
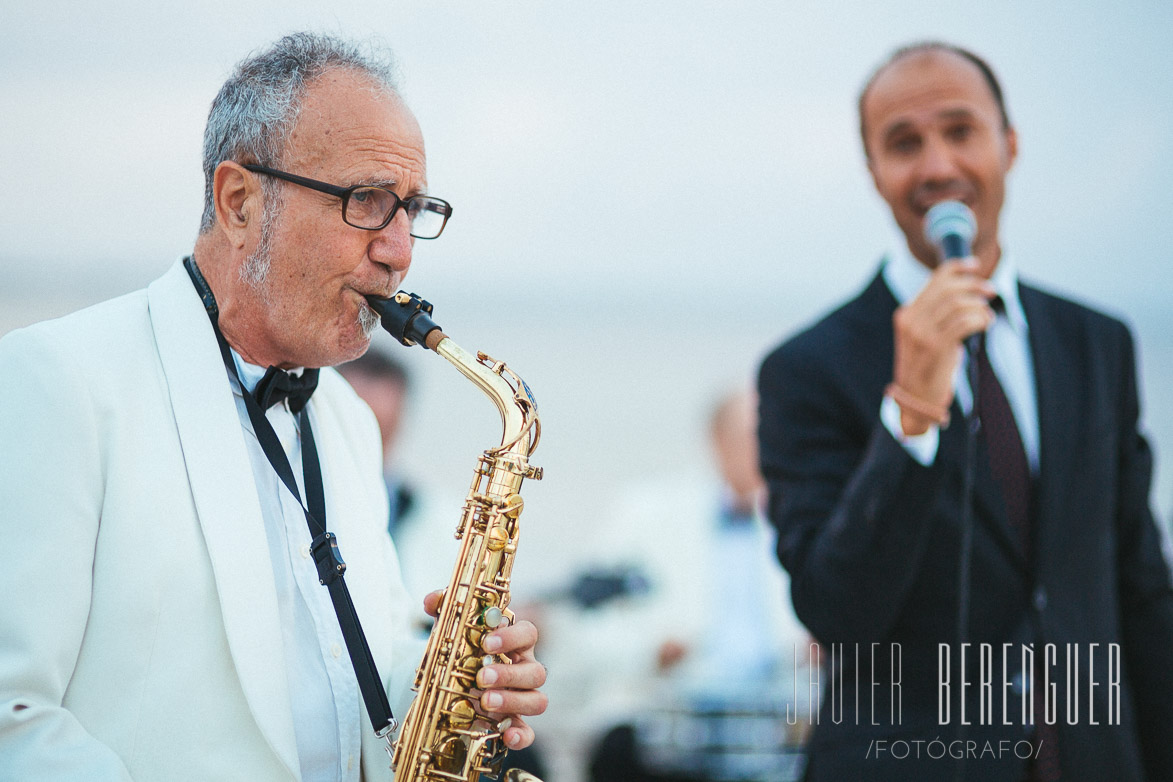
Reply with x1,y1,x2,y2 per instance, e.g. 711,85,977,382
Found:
344,188,448,238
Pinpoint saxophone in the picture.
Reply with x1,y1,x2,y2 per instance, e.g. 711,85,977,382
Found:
368,292,544,782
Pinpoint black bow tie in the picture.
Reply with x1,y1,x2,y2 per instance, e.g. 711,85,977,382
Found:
254,367,320,413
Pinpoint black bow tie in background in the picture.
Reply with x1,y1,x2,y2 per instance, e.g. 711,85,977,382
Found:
254,367,320,413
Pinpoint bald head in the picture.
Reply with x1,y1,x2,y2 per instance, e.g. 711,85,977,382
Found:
859,42,1009,160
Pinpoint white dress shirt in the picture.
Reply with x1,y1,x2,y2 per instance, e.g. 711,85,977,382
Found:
879,246,1040,473
229,351,362,782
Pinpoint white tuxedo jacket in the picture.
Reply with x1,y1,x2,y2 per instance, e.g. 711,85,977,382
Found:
0,261,422,781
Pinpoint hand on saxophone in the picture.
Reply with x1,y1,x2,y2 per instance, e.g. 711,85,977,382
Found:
424,590,549,750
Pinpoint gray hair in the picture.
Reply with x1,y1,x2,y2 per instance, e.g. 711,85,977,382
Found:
198,32,400,233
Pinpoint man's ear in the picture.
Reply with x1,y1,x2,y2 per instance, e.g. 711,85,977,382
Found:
1003,125,1018,171
866,152,892,203
867,156,881,192
212,161,261,249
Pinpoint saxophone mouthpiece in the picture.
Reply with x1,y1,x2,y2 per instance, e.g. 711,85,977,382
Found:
367,292,446,351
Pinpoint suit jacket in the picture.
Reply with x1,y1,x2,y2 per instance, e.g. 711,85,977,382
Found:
758,270,1173,781
0,260,421,781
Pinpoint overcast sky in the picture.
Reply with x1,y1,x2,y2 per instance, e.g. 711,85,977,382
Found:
3,1,1171,308
4,1,1172,557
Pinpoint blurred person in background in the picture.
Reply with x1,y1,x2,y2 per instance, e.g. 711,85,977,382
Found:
579,388,814,782
0,31,546,780
758,41,1173,781
337,347,441,630
338,348,416,536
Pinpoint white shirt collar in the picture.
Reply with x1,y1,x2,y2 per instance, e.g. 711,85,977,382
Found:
881,241,1028,335
228,349,308,396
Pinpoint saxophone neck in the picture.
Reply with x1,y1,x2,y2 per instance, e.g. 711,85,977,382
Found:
434,337,540,460
366,291,541,460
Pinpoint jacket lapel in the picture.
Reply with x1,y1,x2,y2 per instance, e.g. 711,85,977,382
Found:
1019,285,1075,577
147,261,300,778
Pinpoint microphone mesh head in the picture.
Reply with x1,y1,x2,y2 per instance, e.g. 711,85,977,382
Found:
923,200,977,249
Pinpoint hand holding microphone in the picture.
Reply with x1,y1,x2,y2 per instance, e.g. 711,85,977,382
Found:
923,201,996,357
888,201,995,435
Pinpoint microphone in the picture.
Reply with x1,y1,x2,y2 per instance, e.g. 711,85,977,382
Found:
923,200,976,261
924,200,984,356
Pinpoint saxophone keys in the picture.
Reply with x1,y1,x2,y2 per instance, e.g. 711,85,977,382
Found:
447,697,477,725
502,494,524,519
487,527,509,551
483,605,505,628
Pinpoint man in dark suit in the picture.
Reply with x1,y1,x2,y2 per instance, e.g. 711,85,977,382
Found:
758,42,1173,781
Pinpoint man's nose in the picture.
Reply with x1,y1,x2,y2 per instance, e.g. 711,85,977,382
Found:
917,135,959,182
369,209,414,274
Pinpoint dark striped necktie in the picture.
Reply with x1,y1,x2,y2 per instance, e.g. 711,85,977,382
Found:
975,322,1031,556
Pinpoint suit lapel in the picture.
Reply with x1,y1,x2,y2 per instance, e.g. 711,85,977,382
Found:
1020,285,1075,575
147,261,300,778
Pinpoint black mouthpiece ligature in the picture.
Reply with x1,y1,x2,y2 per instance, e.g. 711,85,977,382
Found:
366,292,444,349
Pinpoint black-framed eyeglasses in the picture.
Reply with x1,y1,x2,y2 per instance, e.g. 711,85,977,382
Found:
243,164,453,239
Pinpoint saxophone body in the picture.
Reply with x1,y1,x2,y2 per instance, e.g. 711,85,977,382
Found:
369,293,543,782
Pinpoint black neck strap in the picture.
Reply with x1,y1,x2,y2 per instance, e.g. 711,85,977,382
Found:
183,256,396,737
